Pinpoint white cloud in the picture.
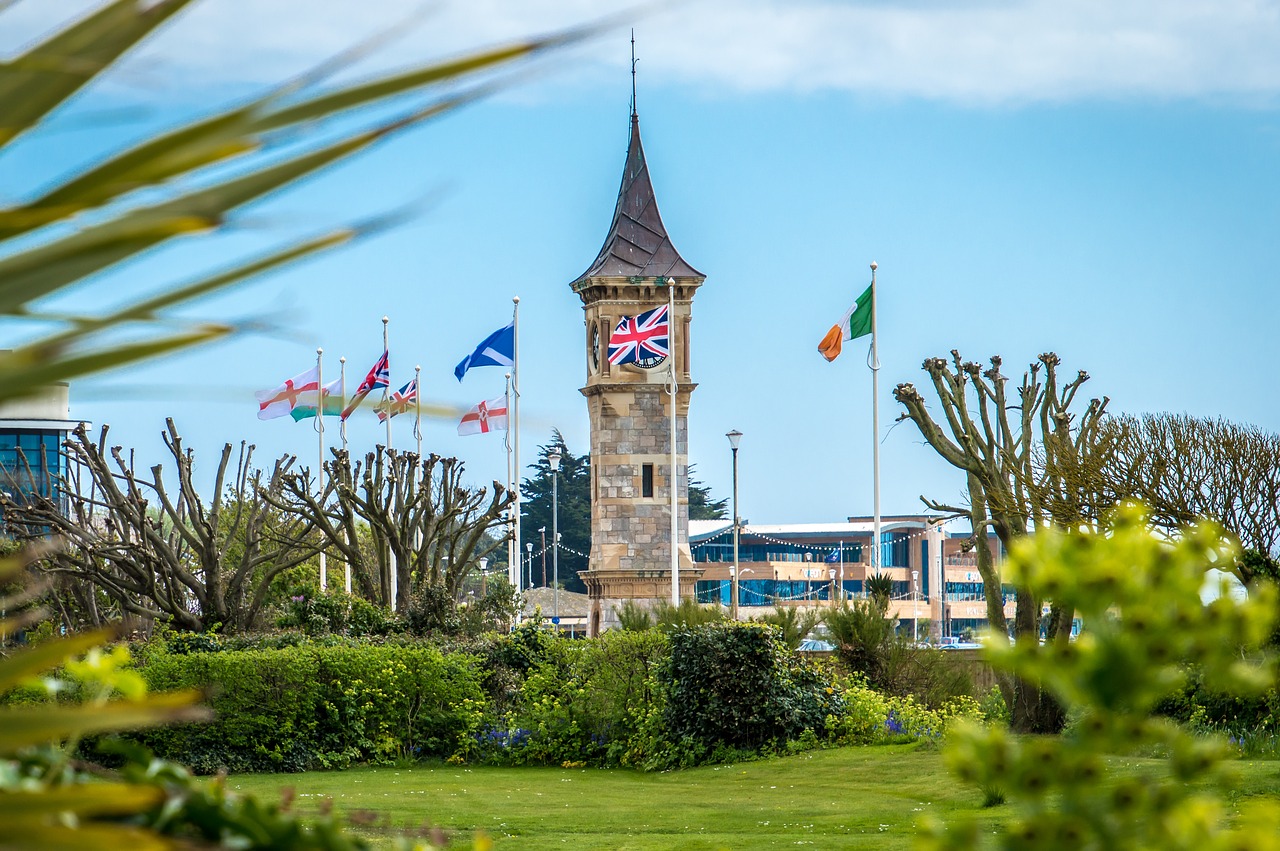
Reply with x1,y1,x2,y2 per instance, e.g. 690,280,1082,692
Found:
8,0,1280,103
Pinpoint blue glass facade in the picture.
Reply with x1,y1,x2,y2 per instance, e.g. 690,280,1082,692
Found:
0,429,65,509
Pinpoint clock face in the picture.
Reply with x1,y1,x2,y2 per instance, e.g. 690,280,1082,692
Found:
590,325,601,372
633,354,667,370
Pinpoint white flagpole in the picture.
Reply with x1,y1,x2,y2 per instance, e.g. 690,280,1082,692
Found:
869,262,881,578
511,297,522,603
839,539,844,605
667,278,679,605
504,372,517,594
382,316,392,453
382,316,397,611
317,347,327,593
340,356,350,594
414,364,422,459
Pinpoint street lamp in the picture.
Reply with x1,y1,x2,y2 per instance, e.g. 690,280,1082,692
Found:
548,450,561,626
525,542,533,594
726,429,743,621
912,569,920,644
479,557,489,596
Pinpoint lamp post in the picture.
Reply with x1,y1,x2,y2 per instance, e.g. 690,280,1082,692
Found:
912,569,920,644
548,451,561,625
525,542,533,594
479,557,489,597
726,429,742,621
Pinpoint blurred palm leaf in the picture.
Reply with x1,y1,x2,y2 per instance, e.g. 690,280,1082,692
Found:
0,3,594,845
0,0,595,402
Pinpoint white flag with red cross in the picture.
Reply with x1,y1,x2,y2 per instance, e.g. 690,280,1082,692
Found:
457,396,508,436
254,366,320,420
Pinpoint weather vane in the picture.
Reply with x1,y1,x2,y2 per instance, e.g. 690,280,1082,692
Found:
630,29,638,118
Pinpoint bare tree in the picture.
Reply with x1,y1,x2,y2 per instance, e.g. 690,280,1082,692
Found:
894,351,1110,733
1103,413,1280,584
272,449,514,611
0,421,321,633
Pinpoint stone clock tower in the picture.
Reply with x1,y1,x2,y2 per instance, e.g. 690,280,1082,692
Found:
572,108,705,636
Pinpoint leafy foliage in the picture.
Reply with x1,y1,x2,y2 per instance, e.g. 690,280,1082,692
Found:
687,465,729,520
662,623,841,751
519,432,591,593
132,644,488,772
653,597,726,631
755,603,820,650
917,506,1280,850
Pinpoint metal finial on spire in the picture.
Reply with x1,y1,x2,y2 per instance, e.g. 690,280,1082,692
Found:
630,29,638,118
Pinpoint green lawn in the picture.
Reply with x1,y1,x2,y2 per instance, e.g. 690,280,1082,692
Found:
228,746,1280,850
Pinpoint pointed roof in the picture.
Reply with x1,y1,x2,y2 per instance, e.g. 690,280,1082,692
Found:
572,113,703,286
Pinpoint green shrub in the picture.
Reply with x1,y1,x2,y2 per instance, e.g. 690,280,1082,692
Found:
132,644,487,772
662,623,841,752
918,506,1280,849
502,629,670,768
654,597,726,631
615,599,654,631
755,603,820,650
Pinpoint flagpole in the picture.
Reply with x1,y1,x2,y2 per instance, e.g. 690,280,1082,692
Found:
839,539,844,605
414,364,422,459
666,277,679,605
511,297,522,605
316,347,327,593
869,262,881,578
382,316,397,611
340,356,350,594
504,372,517,598
382,316,392,453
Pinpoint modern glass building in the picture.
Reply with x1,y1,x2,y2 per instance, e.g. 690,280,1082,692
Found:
0,383,80,516
689,515,1015,639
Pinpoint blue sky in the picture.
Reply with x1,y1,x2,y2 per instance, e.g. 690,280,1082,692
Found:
5,1,1280,526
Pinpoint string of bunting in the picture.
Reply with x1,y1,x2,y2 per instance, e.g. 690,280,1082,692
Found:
690,522,955,555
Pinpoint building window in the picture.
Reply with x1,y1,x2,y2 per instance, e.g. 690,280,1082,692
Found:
641,463,654,498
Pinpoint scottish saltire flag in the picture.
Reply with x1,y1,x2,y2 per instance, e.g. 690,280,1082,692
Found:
255,366,319,420
341,351,390,420
290,377,343,421
457,396,508,436
607,304,669,365
454,322,514,381
825,549,841,564
377,378,419,423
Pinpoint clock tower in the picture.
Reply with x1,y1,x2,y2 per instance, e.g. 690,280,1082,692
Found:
572,107,705,635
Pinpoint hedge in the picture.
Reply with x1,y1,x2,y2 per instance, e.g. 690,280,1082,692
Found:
133,644,487,773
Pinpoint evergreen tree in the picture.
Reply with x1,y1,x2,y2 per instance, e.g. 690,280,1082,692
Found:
520,431,591,594
688,464,729,520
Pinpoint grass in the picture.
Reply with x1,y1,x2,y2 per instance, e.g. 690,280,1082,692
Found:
228,744,994,850
229,745,1280,850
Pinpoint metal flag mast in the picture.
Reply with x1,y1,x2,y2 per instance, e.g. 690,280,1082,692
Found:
316,347,327,592
339,356,350,594
504,372,517,598
382,315,397,610
413,364,422,459
868,262,881,579
665,276,679,605
382,316,392,453
511,297,522,601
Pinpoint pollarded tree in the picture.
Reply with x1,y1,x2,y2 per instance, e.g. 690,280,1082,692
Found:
1103,413,1280,585
0,420,321,633
893,351,1111,733
273,448,513,611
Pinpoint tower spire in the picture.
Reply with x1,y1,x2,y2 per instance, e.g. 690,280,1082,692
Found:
630,29,638,119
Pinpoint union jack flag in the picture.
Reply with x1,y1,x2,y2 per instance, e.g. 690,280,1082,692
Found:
340,350,390,421
607,305,669,366
377,377,418,423
356,351,390,396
